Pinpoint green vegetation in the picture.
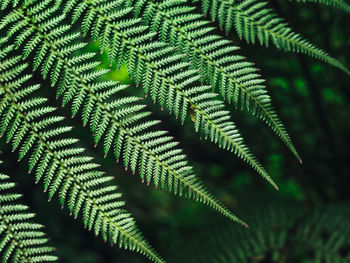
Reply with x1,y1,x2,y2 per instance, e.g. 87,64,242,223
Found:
0,0,349,262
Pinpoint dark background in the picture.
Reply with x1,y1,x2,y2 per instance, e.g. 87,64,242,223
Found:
1,0,349,262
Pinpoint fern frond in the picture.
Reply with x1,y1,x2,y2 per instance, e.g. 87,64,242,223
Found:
1,1,249,225
180,204,350,263
292,0,350,13
125,0,300,162
193,0,350,74
0,45,163,263
185,206,303,263
0,169,58,263
59,0,278,190
295,207,350,262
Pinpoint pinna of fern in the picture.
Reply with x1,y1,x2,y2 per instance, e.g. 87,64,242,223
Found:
126,0,301,162
0,0,248,226
191,0,350,74
58,0,280,189
0,166,58,263
0,41,164,263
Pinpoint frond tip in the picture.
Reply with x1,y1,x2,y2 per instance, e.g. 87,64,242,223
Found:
194,0,350,74
127,0,301,163
0,171,58,263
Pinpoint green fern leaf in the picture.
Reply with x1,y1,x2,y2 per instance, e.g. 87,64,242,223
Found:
0,44,163,263
0,169,58,263
193,0,350,74
125,0,301,162
59,0,278,189
1,1,249,225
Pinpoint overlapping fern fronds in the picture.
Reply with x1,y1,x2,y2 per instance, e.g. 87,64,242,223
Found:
0,168,58,263
0,41,163,263
0,0,247,225
193,0,350,74
0,0,348,261
126,0,300,161
58,0,280,189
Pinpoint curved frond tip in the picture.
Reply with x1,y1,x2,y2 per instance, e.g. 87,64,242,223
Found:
126,0,301,162
194,0,350,74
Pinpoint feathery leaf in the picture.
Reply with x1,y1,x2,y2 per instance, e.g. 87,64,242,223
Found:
0,169,58,263
126,0,301,162
193,0,350,74
1,0,250,225
60,0,277,189
0,42,163,263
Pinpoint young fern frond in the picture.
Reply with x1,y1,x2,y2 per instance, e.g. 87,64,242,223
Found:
0,169,58,263
0,46,163,263
1,1,248,225
59,0,278,189
292,0,350,13
193,0,350,74
125,0,300,162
